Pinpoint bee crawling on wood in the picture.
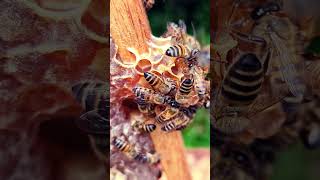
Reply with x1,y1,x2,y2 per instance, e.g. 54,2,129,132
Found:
131,119,157,133
113,137,160,164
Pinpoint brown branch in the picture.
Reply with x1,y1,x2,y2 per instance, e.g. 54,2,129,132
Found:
110,0,192,180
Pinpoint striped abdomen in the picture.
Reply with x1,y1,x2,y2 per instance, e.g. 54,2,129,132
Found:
144,72,171,94
222,53,264,105
143,123,156,133
71,81,108,116
165,44,190,57
155,107,179,124
161,113,190,132
179,78,194,95
113,138,132,153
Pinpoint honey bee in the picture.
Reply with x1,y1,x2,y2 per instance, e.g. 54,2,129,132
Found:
113,138,160,164
161,110,194,132
144,72,175,95
162,20,201,50
135,97,155,115
131,120,157,133
71,81,109,160
193,66,208,98
133,87,166,105
175,75,195,104
155,107,180,124
165,44,194,58
230,0,305,99
212,52,271,134
165,45,200,68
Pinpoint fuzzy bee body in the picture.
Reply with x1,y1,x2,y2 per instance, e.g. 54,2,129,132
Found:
113,138,132,152
221,53,265,106
71,81,109,161
144,72,172,95
136,97,155,115
113,138,160,164
213,53,270,134
165,44,190,58
179,77,194,95
71,81,109,135
161,112,191,132
248,1,305,98
133,87,166,105
155,107,179,124
131,120,156,133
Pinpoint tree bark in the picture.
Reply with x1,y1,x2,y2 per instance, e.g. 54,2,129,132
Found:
110,0,192,180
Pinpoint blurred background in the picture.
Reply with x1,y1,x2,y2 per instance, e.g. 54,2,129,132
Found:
148,0,210,148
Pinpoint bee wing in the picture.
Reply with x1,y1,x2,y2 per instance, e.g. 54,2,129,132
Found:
269,33,305,97
245,75,288,118
76,109,109,135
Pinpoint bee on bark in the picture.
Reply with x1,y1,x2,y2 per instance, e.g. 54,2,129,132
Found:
71,81,109,160
113,138,160,164
131,120,157,133
155,107,180,124
161,112,190,132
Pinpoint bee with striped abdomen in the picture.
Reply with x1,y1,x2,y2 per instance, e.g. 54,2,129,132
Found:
230,0,305,99
133,87,166,105
193,66,208,98
165,44,190,58
131,119,157,133
71,81,109,160
144,72,175,95
113,138,160,164
161,112,191,132
175,75,195,105
212,52,272,134
161,105,197,132
165,45,200,68
155,106,180,124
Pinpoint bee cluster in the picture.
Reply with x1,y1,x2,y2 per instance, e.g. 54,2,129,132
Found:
211,0,320,179
110,20,209,179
